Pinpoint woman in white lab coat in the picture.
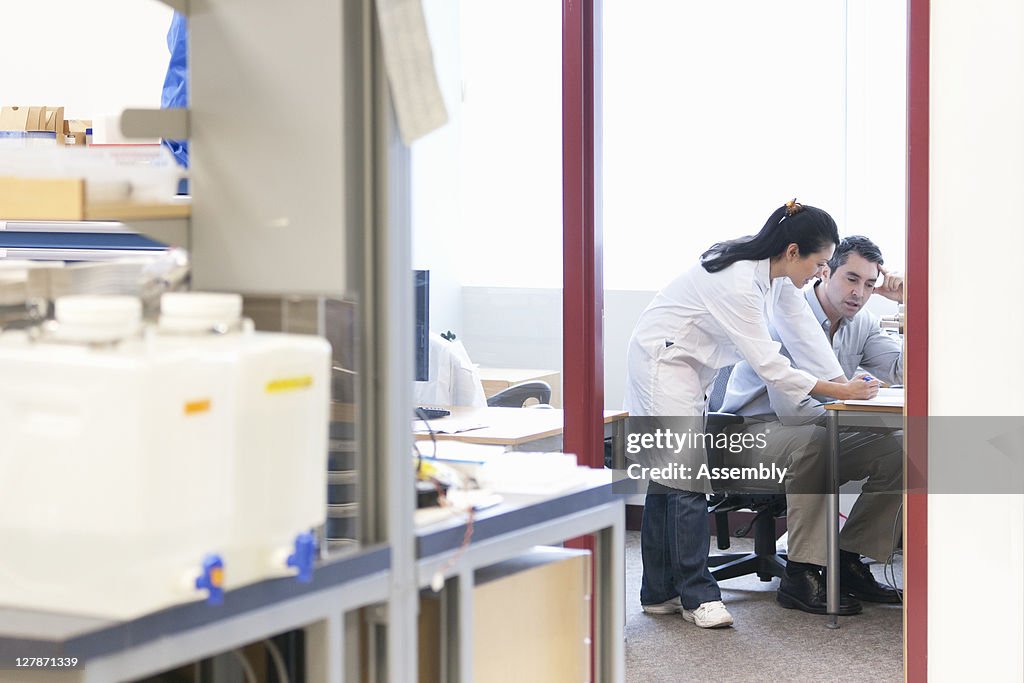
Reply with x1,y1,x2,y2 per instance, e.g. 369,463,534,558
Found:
624,201,879,628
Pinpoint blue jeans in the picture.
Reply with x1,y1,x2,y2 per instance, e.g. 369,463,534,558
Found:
640,481,721,610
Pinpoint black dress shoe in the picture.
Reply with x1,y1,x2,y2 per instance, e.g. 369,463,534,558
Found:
777,570,863,615
840,555,902,604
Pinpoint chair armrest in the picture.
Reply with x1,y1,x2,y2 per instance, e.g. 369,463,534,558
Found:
486,380,552,408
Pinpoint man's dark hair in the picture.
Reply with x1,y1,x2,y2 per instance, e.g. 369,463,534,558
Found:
828,235,884,273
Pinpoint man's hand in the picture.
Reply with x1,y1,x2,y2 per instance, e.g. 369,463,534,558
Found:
844,375,880,400
875,266,904,303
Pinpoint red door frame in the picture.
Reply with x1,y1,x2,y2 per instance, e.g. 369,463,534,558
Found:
563,0,603,470
563,1,601,677
563,0,929,677
905,0,929,679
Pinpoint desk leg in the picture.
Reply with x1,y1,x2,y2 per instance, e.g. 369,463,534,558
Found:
594,510,626,683
826,410,840,629
612,419,626,470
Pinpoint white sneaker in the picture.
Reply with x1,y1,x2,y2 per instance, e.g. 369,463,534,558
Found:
641,596,681,614
681,600,734,628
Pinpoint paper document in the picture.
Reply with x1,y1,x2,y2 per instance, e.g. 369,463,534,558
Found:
844,387,904,408
445,489,503,511
413,419,487,434
376,0,449,144
418,441,507,461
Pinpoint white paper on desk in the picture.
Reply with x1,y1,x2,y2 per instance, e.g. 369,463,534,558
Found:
376,0,449,144
476,452,585,494
445,488,503,511
413,419,487,434
418,441,507,460
844,387,905,407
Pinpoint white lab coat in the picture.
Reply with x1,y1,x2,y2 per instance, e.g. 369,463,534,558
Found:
413,333,488,408
623,259,842,489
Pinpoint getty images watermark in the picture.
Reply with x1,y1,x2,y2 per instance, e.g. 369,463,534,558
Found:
623,427,788,485
609,415,1024,495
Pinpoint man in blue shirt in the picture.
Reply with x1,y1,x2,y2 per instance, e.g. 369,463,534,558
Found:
721,235,904,615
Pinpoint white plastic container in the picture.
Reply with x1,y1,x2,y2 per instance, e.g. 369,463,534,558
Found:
0,296,235,618
156,293,331,588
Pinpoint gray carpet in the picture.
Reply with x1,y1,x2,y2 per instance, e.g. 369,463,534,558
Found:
624,530,904,682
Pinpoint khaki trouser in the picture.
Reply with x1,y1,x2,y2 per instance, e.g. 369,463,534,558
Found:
724,419,903,566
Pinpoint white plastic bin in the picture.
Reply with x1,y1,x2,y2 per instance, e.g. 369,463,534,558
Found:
0,296,235,618
157,293,331,588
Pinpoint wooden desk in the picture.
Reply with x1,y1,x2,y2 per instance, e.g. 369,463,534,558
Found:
477,367,561,408
823,398,903,628
415,406,627,452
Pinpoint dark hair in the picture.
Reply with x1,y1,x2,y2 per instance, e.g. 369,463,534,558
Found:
827,235,884,273
701,202,840,273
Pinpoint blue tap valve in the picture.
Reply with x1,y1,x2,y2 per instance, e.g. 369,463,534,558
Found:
195,553,225,606
287,532,317,583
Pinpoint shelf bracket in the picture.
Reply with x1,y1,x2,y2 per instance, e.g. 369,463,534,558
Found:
120,108,190,141
154,0,188,14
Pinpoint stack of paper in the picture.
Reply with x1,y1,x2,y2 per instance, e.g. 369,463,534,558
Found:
845,387,904,407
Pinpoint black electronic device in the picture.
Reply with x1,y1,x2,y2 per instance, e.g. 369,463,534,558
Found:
415,407,450,420
416,479,447,508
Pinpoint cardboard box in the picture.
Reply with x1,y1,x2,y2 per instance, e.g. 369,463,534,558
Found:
0,105,66,145
0,176,85,219
65,119,91,146
419,546,591,683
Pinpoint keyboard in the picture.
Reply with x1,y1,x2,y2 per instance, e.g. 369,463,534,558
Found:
415,407,451,420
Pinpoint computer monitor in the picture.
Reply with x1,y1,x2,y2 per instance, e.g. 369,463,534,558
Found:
414,270,429,381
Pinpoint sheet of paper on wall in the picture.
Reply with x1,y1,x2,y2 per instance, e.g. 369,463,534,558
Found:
376,0,449,144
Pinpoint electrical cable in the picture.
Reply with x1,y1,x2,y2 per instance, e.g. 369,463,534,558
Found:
414,408,474,591
263,638,290,683
230,649,257,683
430,506,475,592
883,500,904,603
414,406,439,474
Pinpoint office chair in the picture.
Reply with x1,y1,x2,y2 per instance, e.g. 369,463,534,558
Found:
705,365,789,582
486,380,552,408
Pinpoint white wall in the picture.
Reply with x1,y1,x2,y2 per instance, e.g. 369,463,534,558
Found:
0,0,173,119
412,0,466,336
412,0,563,341
458,286,655,410
846,0,908,273
601,0,910,292
930,0,1024,677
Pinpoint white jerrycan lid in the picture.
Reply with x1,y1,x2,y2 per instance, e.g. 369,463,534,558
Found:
54,295,142,343
159,292,243,333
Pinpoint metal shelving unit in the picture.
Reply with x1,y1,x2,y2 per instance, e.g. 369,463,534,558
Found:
0,548,390,682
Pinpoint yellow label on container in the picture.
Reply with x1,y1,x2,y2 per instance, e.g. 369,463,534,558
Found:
184,399,212,415
266,375,313,393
